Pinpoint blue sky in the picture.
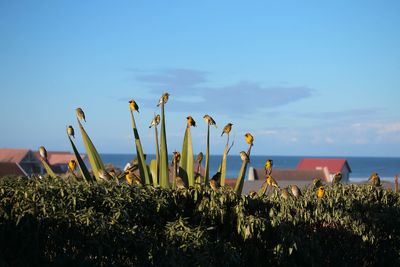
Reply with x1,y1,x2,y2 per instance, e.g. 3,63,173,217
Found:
0,0,399,157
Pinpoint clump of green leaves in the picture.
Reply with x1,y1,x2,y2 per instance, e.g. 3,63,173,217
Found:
158,93,170,188
1,177,399,266
180,119,194,187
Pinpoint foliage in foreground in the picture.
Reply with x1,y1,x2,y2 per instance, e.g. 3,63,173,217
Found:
1,176,400,266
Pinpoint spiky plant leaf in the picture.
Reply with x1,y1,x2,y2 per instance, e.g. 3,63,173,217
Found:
154,125,160,184
172,162,177,189
159,102,170,188
234,160,248,195
130,110,151,185
258,182,268,197
220,146,228,186
204,124,210,184
67,135,93,182
38,158,57,179
77,120,105,182
149,159,158,186
235,144,253,194
219,140,234,186
180,127,194,187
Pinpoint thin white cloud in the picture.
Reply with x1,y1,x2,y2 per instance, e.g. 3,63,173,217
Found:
353,138,370,145
256,121,400,147
378,122,400,134
174,95,206,104
302,108,385,121
256,129,279,136
349,122,400,143
255,128,300,144
351,122,400,133
324,137,335,144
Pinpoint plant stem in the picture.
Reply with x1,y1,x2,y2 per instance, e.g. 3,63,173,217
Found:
155,126,159,184
130,111,151,185
159,102,169,188
204,124,210,184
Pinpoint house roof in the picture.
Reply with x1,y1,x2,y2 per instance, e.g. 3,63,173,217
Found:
48,153,78,165
0,162,26,176
33,151,85,165
252,168,327,181
297,158,351,173
0,149,30,163
225,178,237,187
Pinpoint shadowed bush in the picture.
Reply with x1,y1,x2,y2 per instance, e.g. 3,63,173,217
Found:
1,177,400,266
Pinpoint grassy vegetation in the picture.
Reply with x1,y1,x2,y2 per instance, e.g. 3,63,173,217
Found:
0,176,399,266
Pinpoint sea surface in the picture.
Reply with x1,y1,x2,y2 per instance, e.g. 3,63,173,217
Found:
97,154,400,182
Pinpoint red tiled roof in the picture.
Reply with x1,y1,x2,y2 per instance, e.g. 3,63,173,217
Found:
0,149,30,163
225,179,237,187
48,153,77,165
0,162,26,176
33,151,85,165
297,158,351,173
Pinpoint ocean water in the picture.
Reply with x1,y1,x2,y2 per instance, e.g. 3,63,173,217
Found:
97,154,400,182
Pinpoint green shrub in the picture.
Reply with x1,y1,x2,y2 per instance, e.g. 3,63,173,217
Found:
0,176,399,266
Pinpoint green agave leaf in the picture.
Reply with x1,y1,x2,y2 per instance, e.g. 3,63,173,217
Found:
180,127,194,187
235,145,252,194
149,159,158,186
77,119,105,182
220,146,228,186
204,125,210,184
130,111,151,185
154,125,160,185
67,135,93,182
218,139,234,186
218,144,229,186
258,182,268,196
159,103,170,188
234,160,248,195
38,157,57,179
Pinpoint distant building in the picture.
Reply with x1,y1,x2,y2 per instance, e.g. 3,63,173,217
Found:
247,158,351,183
297,158,351,182
0,162,27,176
0,148,84,176
241,167,326,194
250,167,326,182
241,158,352,194
0,149,40,175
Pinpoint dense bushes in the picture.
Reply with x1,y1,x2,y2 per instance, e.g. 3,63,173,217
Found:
0,176,400,266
